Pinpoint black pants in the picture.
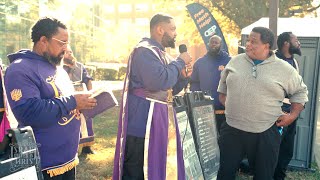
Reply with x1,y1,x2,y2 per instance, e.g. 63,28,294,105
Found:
217,122,281,180
215,113,226,135
274,120,297,180
42,168,75,180
122,135,145,180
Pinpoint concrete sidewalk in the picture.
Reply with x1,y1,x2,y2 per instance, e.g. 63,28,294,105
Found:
92,80,124,91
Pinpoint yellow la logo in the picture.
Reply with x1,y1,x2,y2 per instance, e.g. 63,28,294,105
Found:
218,65,225,71
11,89,22,102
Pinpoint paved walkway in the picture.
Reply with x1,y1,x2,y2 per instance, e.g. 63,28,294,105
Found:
92,80,124,91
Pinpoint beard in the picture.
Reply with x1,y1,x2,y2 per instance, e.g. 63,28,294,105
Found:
43,52,63,66
289,43,302,56
208,46,221,56
63,57,74,65
161,32,175,48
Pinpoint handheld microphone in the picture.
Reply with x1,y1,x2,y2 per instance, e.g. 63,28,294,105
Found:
179,44,187,53
179,44,190,92
178,44,190,76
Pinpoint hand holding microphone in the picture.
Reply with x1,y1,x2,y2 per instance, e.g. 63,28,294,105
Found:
178,44,192,78
179,44,188,54
178,44,192,64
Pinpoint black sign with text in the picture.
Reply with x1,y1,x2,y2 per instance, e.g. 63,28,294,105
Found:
174,96,204,180
0,127,43,180
184,92,220,180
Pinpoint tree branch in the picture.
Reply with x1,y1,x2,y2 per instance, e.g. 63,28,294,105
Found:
210,1,241,27
307,4,320,12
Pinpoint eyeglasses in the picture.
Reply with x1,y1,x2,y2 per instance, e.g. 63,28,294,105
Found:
65,50,73,54
252,65,257,78
51,37,69,47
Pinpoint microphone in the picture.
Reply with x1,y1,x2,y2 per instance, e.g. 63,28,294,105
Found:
179,44,187,53
179,44,190,92
179,44,190,77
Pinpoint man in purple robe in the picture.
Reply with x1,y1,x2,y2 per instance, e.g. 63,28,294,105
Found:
113,13,192,180
4,17,97,180
63,45,96,155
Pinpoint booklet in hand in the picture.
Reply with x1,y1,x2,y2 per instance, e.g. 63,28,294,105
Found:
81,87,118,118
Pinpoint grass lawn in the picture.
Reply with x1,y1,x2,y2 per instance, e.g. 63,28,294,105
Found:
77,90,121,180
77,90,320,180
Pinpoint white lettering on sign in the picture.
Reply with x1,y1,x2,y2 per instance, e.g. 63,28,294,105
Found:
204,25,217,37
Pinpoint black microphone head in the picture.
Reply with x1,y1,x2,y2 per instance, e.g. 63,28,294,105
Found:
179,44,187,53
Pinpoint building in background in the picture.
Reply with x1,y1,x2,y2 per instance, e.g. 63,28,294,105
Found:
0,0,204,67
0,0,41,65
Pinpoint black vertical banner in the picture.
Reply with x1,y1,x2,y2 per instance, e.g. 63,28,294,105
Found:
186,3,229,53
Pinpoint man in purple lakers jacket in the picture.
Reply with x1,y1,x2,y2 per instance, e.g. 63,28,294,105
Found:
5,17,97,180
190,35,231,133
113,13,192,180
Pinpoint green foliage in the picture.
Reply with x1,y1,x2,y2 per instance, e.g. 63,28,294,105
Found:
1,0,318,65
175,0,319,55
94,67,127,81
117,67,127,81
0,0,39,63
175,1,241,55
209,0,316,28
94,69,118,81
